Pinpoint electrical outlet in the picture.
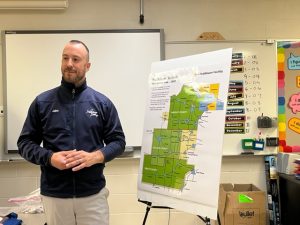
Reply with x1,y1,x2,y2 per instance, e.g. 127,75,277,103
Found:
0,106,3,117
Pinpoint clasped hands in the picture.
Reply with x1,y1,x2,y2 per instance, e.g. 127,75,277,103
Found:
50,149,104,171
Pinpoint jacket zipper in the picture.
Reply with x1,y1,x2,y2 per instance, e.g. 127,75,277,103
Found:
72,88,76,149
72,88,76,197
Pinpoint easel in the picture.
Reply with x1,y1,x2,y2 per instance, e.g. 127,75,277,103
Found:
139,200,220,225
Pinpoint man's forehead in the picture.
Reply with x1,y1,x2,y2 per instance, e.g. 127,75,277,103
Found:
63,43,87,55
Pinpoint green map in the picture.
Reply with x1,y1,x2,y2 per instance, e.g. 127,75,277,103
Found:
142,83,223,190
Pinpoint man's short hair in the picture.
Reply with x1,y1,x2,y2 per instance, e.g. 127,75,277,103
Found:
69,40,90,60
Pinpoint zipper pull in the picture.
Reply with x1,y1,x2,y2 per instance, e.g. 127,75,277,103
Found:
72,88,75,99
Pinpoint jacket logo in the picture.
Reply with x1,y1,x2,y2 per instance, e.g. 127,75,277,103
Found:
86,108,98,117
52,109,59,113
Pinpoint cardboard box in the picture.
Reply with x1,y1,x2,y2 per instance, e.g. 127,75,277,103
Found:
218,183,266,225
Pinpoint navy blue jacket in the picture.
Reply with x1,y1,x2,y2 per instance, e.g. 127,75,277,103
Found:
17,79,126,198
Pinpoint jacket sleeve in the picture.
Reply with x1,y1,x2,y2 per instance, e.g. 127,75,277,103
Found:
101,100,126,162
17,98,53,166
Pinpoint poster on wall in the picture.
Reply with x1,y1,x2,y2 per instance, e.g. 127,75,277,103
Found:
277,41,300,152
226,52,263,135
137,48,232,219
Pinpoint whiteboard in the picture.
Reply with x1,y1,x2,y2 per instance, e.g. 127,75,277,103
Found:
3,29,164,153
165,41,278,155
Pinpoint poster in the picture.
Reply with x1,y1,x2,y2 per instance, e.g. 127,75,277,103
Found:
137,48,232,219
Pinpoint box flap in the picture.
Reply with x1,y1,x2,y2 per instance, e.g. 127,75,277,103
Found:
233,184,261,192
233,184,252,191
220,183,234,192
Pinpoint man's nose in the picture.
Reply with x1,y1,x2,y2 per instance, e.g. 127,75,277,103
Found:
67,59,73,67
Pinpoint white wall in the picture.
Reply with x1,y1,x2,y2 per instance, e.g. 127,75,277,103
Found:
1,0,297,224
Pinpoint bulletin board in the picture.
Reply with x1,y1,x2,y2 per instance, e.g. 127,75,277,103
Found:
165,41,278,155
277,40,300,152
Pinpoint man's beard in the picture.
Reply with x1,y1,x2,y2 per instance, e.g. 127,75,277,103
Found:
62,70,85,86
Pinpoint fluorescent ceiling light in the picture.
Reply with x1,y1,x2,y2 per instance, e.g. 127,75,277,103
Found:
0,0,68,10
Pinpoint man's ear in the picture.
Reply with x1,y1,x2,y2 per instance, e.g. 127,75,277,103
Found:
86,62,91,71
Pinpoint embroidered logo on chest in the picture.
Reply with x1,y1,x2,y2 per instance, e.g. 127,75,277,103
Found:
86,108,98,117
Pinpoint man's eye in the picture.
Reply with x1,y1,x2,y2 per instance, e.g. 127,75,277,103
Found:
73,58,80,62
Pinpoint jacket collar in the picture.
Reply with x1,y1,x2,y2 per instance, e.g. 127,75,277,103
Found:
61,78,87,94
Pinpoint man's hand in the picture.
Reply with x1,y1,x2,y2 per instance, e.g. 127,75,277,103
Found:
64,150,105,171
50,150,76,170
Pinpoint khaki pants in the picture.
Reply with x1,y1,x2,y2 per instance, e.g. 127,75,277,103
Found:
42,188,109,225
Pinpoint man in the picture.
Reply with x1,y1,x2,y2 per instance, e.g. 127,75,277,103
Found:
17,40,126,225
